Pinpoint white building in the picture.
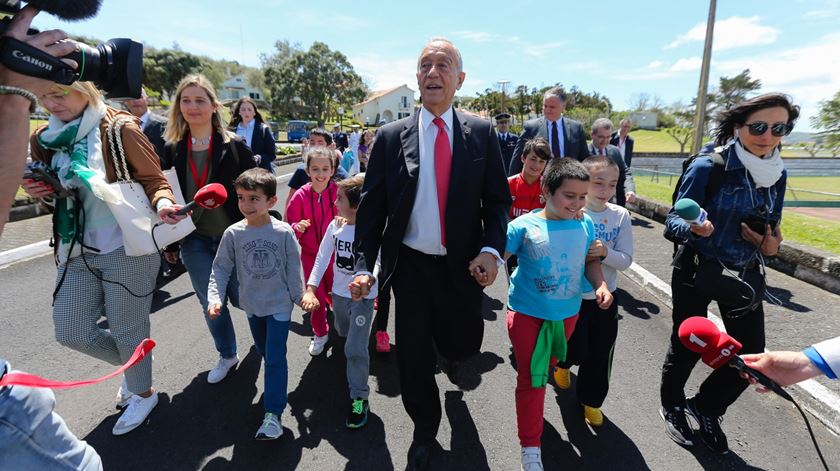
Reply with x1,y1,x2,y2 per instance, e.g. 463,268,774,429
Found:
628,111,658,130
218,74,266,105
352,84,415,125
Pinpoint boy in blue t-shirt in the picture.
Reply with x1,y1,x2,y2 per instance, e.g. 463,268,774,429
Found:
504,158,613,471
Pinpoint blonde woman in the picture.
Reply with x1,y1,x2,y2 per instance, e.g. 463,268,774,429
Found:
21,81,182,436
162,74,256,384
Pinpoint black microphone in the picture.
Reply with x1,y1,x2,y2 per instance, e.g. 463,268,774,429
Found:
24,0,102,20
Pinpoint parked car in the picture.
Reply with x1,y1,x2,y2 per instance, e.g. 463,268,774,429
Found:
287,120,310,143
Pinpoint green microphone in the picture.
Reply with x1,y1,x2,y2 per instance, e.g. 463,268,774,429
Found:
674,198,707,225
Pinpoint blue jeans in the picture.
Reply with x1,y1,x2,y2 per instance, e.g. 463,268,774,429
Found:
180,233,240,359
0,361,102,470
246,315,290,415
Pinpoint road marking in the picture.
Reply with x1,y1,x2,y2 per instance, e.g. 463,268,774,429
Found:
0,240,51,268
623,262,840,434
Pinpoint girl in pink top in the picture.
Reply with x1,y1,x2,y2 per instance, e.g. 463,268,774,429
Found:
286,146,338,355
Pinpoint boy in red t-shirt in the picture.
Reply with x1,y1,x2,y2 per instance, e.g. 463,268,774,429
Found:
506,137,551,275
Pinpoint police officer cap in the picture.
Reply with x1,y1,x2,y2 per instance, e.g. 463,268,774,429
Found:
495,112,511,121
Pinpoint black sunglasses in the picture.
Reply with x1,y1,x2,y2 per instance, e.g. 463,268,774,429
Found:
744,121,793,137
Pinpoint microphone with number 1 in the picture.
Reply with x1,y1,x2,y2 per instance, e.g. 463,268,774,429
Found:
678,316,792,401
674,198,707,225
173,183,228,216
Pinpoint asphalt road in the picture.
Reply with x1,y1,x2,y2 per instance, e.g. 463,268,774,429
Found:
1,163,838,470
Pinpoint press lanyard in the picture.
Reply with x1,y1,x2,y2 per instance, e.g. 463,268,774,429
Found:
188,134,212,189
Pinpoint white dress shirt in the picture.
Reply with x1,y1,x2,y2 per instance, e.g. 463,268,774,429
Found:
403,106,454,255
235,120,256,148
545,116,565,157
138,110,151,131
617,134,627,159
402,106,502,263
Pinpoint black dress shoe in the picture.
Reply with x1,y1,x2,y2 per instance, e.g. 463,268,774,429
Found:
406,441,431,471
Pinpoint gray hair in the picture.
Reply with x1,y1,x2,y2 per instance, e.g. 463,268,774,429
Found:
591,117,614,133
543,86,567,103
417,37,463,73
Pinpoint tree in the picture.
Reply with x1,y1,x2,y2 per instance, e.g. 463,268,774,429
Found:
665,126,695,154
798,142,822,157
264,42,367,124
812,90,840,152
714,69,761,111
143,48,203,99
513,85,530,123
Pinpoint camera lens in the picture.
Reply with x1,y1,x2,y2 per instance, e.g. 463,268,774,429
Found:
63,38,143,99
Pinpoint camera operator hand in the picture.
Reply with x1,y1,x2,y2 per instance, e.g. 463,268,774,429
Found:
1,6,78,96
20,177,54,199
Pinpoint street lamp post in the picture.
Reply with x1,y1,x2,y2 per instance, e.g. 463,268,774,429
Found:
338,107,344,132
691,0,717,154
498,80,510,115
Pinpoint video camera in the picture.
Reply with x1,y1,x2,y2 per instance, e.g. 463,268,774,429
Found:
0,0,142,99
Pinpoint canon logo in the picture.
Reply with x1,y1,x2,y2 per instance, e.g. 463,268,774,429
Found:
12,50,54,71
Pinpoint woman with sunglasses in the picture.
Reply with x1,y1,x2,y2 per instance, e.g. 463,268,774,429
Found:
659,93,799,454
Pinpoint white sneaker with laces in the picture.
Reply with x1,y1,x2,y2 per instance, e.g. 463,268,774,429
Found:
207,355,239,384
308,335,328,356
116,376,133,409
521,446,543,471
112,392,158,436
255,412,283,440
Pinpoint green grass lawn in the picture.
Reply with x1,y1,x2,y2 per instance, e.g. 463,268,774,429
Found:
630,129,684,153
634,178,840,255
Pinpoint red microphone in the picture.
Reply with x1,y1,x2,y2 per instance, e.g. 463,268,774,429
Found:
173,183,227,216
678,317,791,400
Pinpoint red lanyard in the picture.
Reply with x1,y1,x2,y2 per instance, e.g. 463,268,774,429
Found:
0,339,155,389
188,134,212,189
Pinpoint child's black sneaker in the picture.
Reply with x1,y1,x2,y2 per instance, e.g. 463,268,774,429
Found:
346,398,369,429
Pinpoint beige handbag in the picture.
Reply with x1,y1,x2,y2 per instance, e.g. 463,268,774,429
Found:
104,116,196,256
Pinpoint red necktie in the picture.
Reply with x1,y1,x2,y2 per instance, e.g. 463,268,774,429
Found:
433,117,451,246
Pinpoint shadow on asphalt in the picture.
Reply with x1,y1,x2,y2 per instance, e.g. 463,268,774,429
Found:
631,217,654,228
764,285,810,313
616,288,661,320
287,335,395,470
482,293,503,321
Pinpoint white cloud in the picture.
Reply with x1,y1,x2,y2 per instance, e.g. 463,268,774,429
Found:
648,60,664,69
714,32,840,129
665,16,779,52
348,53,418,97
804,0,839,19
669,57,702,72
451,30,495,43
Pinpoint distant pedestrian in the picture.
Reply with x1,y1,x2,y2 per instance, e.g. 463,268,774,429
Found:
588,118,635,206
229,97,277,173
495,112,519,172
610,118,634,167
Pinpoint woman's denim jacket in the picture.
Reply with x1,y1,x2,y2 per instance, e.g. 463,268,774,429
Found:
665,145,786,268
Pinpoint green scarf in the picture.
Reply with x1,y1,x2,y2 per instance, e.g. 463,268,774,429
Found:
36,102,118,243
530,319,567,388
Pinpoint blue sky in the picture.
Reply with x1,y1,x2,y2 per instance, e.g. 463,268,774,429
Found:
32,0,840,131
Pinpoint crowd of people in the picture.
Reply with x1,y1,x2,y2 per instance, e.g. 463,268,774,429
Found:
1,9,836,471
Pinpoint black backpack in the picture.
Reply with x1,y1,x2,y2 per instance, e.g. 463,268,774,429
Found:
663,149,726,245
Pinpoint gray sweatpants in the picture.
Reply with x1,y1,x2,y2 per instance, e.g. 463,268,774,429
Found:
331,295,375,400
53,246,159,394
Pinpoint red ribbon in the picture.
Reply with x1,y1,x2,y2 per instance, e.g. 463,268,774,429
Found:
0,339,156,389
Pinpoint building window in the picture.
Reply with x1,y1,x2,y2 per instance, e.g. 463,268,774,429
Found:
400,96,408,108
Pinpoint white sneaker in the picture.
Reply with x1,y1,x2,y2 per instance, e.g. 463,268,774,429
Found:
308,334,328,356
521,446,543,471
112,392,158,436
116,376,133,409
255,412,283,440
207,356,239,384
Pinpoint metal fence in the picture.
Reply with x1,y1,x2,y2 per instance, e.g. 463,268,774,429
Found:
633,166,840,208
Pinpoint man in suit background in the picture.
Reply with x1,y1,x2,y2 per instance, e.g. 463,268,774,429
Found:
589,117,636,207
124,88,167,168
495,112,518,172
351,37,510,470
508,86,588,175
610,118,634,167
333,123,349,153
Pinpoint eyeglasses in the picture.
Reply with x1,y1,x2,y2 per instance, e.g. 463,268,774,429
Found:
744,121,793,137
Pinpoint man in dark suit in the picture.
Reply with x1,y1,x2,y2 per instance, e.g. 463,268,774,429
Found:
589,118,636,207
333,124,349,152
495,112,518,172
351,38,510,470
124,88,167,168
508,87,588,175
610,118,634,167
